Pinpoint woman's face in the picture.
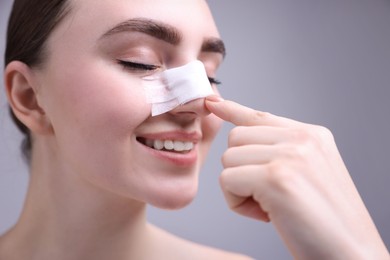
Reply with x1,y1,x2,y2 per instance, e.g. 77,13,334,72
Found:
33,0,224,209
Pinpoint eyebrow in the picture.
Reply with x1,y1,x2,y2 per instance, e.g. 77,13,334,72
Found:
101,18,226,57
101,18,182,45
202,37,226,58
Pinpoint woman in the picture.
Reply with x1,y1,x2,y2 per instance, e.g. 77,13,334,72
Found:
0,0,388,259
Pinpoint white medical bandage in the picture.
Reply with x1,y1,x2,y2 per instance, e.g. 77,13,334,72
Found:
142,60,214,116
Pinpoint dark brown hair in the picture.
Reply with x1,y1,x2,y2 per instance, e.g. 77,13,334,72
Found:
5,0,70,161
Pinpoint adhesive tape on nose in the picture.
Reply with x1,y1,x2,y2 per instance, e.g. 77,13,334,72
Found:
142,60,214,116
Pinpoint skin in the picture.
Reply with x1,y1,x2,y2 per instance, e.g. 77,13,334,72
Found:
1,0,389,259
205,97,389,259
1,0,248,259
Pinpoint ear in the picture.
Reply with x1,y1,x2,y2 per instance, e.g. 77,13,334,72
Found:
4,61,53,135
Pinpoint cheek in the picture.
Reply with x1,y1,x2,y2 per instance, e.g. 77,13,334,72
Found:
46,62,150,134
199,113,223,161
41,61,151,171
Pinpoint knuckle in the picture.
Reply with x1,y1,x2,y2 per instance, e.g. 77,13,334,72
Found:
291,128,312,143
228,126,244,146
292,125,334,148
265,162,299,193
252,110,271,124
219,171,226,184
219,169,231,187
221,150,231,168
315,125,334,142
283,144,309,161
309,126,335,156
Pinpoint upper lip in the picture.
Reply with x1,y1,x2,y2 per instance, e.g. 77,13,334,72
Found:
136,131,202,143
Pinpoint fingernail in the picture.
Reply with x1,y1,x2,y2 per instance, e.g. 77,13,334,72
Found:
206,95,224,102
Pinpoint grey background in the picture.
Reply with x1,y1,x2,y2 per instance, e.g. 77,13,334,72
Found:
1,0,389,259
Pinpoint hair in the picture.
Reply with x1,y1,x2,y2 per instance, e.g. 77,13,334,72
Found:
5,0,71,162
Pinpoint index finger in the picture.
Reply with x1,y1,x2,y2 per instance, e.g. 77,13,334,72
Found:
205,96,301,127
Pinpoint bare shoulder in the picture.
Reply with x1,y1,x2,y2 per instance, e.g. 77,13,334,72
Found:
148,224,253,260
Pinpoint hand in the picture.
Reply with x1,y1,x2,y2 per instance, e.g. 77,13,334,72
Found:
205,96,389,260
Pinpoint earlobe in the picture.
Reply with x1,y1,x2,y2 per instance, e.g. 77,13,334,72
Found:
4,61,53,135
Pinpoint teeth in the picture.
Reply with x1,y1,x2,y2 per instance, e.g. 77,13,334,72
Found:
153,140,164,150
145,139,154,148
183,141,193,150
164,140,174,150
173,140,184,151
147,139,194,152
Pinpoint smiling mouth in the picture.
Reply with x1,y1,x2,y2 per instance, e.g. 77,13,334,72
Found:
136,137,194,154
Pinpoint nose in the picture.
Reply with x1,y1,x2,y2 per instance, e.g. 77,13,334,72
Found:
168,97,211,119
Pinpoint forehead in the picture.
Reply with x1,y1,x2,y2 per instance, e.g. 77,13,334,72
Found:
62,0,220,41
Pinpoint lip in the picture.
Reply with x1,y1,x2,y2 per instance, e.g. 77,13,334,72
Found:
136,131,201,167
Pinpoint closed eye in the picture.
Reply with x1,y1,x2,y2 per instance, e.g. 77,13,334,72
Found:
208,77,221,85
118,60,221,85
117,60,160,71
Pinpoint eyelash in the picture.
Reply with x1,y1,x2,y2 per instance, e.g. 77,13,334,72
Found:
208,77,221,86
118,60,221,85
118,60,160,71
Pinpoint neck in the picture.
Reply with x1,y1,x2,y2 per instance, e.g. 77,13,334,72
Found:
2,140,152,260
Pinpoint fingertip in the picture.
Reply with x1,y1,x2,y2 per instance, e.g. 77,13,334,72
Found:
205,95,225,114
205,95,225,103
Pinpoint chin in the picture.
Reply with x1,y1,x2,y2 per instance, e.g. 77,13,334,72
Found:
147,182,198,210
